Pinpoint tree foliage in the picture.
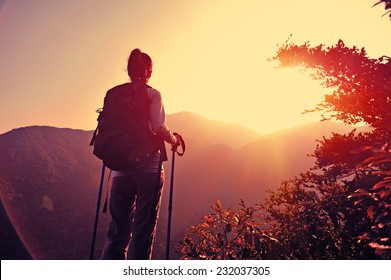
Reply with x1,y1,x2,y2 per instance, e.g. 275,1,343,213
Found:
272,39,391,133
270,40,390,258
268,40,390,259
263,174,378,259
177,200,280,260
351,143,391,257
178,39,390,259
374,0,391,18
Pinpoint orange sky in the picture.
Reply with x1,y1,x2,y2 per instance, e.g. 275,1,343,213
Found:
0,0,390,135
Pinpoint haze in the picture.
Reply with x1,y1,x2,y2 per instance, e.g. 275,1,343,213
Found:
0,0,389,134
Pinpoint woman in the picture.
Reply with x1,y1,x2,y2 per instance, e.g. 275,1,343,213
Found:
100,49,179,260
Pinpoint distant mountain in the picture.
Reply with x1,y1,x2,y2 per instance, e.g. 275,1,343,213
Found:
0,126,104,260
166,111,260,158
0,112,358,260
228,121,356,203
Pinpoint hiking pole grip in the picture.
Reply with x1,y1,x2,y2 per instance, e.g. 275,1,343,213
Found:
172,132,185,156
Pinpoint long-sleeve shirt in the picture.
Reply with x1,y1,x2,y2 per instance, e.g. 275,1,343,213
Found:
148,87,177,146
148,87,166,133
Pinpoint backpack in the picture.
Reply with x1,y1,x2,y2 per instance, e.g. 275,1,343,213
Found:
90,82,163,171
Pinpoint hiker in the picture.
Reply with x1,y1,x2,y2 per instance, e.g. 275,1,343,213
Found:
100,48,180,260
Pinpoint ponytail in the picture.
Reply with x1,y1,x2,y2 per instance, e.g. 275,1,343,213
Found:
127,48,152,81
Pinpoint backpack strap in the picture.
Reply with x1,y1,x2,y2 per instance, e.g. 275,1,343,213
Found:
155,143,165,192
89,126,98,146
102,170,112,213
89,108,103,146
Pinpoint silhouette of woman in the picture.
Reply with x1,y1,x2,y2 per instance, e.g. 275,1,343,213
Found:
100,49,179,260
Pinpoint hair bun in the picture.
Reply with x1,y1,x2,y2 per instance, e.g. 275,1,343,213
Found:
130,49,142,65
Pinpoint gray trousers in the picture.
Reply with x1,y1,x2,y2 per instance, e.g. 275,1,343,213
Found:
100,172,164,260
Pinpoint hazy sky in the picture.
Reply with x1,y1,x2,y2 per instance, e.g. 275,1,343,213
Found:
1,0,390,135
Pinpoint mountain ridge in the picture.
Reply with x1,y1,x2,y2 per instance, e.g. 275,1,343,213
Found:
0,111,360,259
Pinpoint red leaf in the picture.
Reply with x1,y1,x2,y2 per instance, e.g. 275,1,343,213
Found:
372,180,391,190
367,206,375,220
348,189,370,199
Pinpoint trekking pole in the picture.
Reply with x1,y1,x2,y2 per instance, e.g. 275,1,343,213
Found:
165,146,176,260
89,163,106,260
165,133,185,260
